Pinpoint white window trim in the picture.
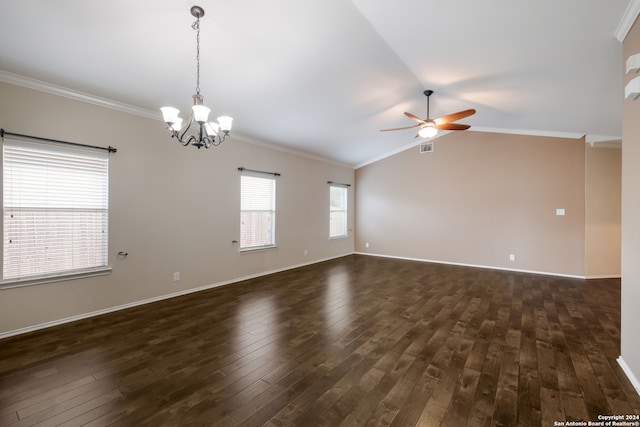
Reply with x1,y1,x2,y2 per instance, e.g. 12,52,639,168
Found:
2,138,110,285
239,173,277,251
329,235,349,241
239,244,277,254
329,184,349,239
1,266,112,289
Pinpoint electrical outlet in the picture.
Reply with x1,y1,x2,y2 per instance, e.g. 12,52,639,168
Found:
365,242,370,248
173,272,180,282
304,249,308,256
509,254,515,261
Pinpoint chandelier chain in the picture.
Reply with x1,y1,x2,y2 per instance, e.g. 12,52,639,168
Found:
192,17,201,95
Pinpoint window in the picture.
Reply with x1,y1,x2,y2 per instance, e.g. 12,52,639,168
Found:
240,174,276,250
329,185,348,238
3,140,109,284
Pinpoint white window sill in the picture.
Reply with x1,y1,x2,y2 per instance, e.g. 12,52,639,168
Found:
1,267,112,289
240,245,277,254
330,235,349,240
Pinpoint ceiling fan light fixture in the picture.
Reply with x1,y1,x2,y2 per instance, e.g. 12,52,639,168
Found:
380,89,475,137
418,124,438,138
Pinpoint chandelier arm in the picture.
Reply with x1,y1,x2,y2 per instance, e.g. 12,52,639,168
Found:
172,122,193,146
167,126,190,146
176,134,192,147
175,117,195,144
218,132,230,144
187,134,199,147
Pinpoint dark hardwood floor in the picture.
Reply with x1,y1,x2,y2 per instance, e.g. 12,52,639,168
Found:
1,255,639,426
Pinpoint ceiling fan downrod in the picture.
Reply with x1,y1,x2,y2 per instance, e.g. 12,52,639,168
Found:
424,89,433,120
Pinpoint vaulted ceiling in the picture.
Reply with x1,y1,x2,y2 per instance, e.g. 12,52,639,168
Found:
0,0,631,166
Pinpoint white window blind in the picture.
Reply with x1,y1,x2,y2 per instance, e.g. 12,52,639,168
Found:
240,175,276,250
329,185,348,238
3,140,109,282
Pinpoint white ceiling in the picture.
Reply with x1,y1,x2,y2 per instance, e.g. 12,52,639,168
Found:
0,0,631,166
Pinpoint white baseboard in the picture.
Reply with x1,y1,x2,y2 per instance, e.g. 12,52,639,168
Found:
0,253,353,340
584,274,622,279
617,356,640,396
0,252,620,340
355,252,586,279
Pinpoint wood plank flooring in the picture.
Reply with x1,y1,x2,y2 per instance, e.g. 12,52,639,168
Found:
1,255,639,426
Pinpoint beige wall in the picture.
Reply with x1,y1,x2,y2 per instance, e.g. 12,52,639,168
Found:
0,81,355,335
621,16,640,388
585,145,621,278
355,131,587,276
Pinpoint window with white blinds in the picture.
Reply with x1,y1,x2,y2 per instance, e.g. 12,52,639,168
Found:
2,139,109,283
329,185,348,238
240,174,276,250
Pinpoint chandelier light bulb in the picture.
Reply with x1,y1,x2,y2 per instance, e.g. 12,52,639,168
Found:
205,122,219,136
192,105,211,123
161,107,180,124
170,118,183,132
217,116,233,132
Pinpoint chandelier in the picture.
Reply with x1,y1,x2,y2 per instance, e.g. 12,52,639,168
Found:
161,5,232,149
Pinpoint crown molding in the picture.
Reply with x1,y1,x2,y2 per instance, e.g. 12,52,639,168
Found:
615,0,640,43
0,70,355,169
471,126,585,139
585,134,622,147
1,69,616,169
232,133,354,169
0,70,161,121
355,127,587,169
354,134,450,169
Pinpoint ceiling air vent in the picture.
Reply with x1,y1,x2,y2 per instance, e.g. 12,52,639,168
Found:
419,141,434,154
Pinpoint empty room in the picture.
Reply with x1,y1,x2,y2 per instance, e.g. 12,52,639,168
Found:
1,1,640,426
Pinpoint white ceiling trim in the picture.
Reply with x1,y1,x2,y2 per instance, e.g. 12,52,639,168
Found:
355,140,425,170
615,0,640,42
0,70,354,169
355,126,588,169
585,134,622,146
0,69,160,121
0,68,620,169
471,127,585,139
232,133,354,169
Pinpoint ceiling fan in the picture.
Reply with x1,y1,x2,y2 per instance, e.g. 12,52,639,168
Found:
381,90,476,138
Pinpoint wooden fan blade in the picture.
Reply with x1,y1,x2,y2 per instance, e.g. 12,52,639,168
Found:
434,109,476,125
436,123,471,131
380,124,420,132
404,112,427,123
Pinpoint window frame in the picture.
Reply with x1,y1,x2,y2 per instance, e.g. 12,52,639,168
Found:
239,173,277,252
329,184,348,239
1,139,111,288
